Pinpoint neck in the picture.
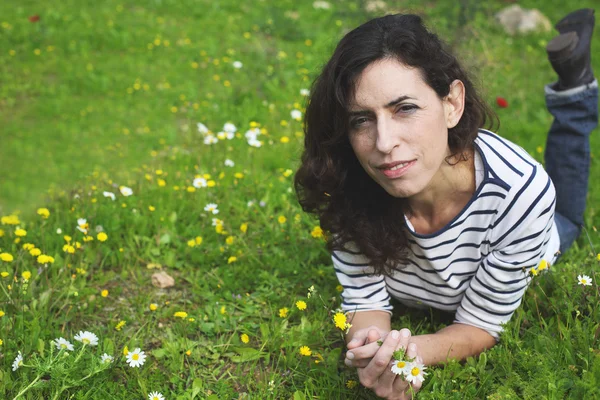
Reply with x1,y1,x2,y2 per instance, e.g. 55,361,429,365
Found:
406,148,475,220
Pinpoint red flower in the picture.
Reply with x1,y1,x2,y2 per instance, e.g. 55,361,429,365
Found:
496,96,508,108
29,15,40,23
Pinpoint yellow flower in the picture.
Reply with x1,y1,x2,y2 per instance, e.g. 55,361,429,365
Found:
37,208,50,218
1,215,20,225
123,345,129,355
64,235,72,243
596,253,600,262
280,136,290,143
83,235,94,242
15,228,27,237
115,320,126,331
295,300,307,311
279,307,289,318
0,339,3,345
240,223,248,233
215,224,224,234
530,267,539,276
0,229,4,237
346,380,358,389
185,349,192,356
37,255,54,264
187,239,196,247
174,311,188,318
537,259,548,271
22,271,31,281
0,253,14,262
227,256,237,264
149,303,158,311
299,346,312,356
220,305,226,315
22,243,35,251
63,244,75,254
336,285,343,292
278,216,287,224
148,206,156,212
0,311,4,317
333,312,348,330
97,232,108,242
225,236,235,245
240,334,249,344
1,272,8,278
282,169,293,177
157,178,166,187
195,236,203,245
311,226,323,239
234,172,244,179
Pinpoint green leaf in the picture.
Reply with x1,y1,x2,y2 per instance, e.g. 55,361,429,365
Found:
169,211,178,223
293,391,306,400
159,233,171,245
230,347,265,363
191,378,203,399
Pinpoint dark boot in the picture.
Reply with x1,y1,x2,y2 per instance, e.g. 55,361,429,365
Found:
546,8,595,90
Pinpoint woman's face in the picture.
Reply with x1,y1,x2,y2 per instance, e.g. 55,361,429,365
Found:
348,58,462,199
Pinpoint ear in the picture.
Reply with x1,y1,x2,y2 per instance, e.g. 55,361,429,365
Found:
443,80,465,129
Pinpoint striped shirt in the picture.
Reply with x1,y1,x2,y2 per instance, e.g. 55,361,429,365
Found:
333,130,561,341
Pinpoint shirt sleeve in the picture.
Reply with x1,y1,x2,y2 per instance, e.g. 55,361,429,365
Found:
454,165,556,341
332,245,393,314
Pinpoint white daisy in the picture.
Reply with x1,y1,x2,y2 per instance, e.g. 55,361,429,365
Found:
119,186,133,196
197,122,209,134
148,392,165,400
53,337,74,351
125,347,146,368
103,191,116,201
225,131,234,140
193,177,208,188
247,200,255,207
204,203,219,214
100,353,114,364
290,109,302,121
76,218,89,234
74,330,99,346
248,138,262,148
390,359,411,376
578,274,593,286
404,361,427,384
223,122,237,133
56,228,62,234
204,135,218,145
12,351,23,371
224,159,235,167
217,131,227,140
244,128,260,141
232,61,243,69
212,218,223,226
300,88,310,96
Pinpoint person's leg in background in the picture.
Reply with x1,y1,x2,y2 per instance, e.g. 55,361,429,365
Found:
545,8,598,255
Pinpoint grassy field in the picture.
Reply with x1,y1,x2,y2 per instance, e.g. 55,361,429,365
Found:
1,0,599,398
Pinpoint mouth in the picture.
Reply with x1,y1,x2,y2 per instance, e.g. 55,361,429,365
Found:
378,159,416,178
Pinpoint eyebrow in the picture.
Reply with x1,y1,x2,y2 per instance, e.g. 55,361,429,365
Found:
348,95,416,116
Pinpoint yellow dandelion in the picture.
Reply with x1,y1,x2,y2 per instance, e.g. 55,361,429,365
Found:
346,380,358,389
1,215,20,225
220,305,226,315
187,239,196,247
311,226,323,238
174,311,188,318
64,235,72,243
336,285,344,292
280,136,290,143
14,228,27,237
299,346,312,356
0,311,4,317
22,243,34,251
123,345,129,356
63,244,75,254
240,223,248,233
37,208,50,218
537,259,549,271
0,229,4,237
333,312,348,330
115,320,126,331
240,334,249,344
278,216,287,224
195,236,203,245
21,271,31,281
148,206,156,212
149,303,158,311
157,178,166,187
185,349,192,356
1,272,8,278
0,253,14,262
227,256,237,264
295,300,307,311
225,236,235,245
279,307,289,318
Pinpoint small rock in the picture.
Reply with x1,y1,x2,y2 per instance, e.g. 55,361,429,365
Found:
495,5,551,35
152,271,175,288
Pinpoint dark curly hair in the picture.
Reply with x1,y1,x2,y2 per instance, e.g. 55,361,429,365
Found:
294,14,498,276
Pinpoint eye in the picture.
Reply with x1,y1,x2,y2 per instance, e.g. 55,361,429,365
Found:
350,116,370,129
396,104,418,113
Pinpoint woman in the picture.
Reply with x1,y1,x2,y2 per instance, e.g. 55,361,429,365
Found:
294,10,597,399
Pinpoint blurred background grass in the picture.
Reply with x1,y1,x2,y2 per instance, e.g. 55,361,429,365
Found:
1,0,599,218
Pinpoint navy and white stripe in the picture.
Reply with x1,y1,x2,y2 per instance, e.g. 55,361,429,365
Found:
334,130,561,340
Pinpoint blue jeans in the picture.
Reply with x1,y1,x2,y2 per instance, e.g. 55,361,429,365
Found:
544,80,599,255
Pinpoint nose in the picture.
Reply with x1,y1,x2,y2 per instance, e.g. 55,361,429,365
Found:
375,117,398,154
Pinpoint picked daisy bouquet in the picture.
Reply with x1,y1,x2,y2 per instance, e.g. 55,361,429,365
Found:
389,347,428,384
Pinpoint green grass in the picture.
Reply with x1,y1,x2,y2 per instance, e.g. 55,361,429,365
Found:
1,0,599,398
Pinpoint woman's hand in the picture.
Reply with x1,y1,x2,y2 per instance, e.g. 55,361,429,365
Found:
346,328,423,399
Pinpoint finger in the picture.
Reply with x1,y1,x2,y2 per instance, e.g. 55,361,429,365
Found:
377,329,412,392
345,358,370,368
365,328,382,345
392,342,419,394
346,339,383,362
346,328,372,349
362,330,401,382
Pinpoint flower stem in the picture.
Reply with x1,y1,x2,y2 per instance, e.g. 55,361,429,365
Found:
13,374,42,400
